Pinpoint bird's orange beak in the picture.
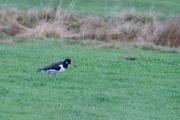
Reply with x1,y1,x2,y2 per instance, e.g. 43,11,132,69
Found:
71,62,76,67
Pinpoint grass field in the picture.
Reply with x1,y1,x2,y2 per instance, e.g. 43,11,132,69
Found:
0,39,179,120
0,0,180,15
0,0,180,119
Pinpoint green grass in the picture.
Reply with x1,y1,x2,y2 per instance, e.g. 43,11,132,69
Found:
0,0,179,119
0,0,180,15
0,39,179,120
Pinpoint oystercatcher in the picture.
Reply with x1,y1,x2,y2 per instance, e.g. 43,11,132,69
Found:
38,58,72,76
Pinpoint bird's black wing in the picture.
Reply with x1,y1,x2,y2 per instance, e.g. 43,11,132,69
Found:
40,61,63,71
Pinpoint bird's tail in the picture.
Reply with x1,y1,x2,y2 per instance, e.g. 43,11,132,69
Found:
37,69,42,73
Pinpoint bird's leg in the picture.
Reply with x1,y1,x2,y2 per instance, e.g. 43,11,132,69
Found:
47,72,53,79
53,73,57,80
48,73,51,79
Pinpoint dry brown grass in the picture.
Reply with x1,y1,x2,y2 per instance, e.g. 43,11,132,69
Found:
0,8,179,47
140,18,180,47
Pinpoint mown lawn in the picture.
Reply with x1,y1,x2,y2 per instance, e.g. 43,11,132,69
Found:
0,0,180,15
0,39,179,120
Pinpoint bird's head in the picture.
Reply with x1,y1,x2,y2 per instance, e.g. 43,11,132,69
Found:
64,58,72,65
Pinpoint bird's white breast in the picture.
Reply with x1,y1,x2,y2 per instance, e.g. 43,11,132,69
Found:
58,64,66,72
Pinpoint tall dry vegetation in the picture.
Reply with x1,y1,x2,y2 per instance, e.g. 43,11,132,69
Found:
0,8,179,47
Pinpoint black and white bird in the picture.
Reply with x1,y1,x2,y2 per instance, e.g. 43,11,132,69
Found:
38,58,72,76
